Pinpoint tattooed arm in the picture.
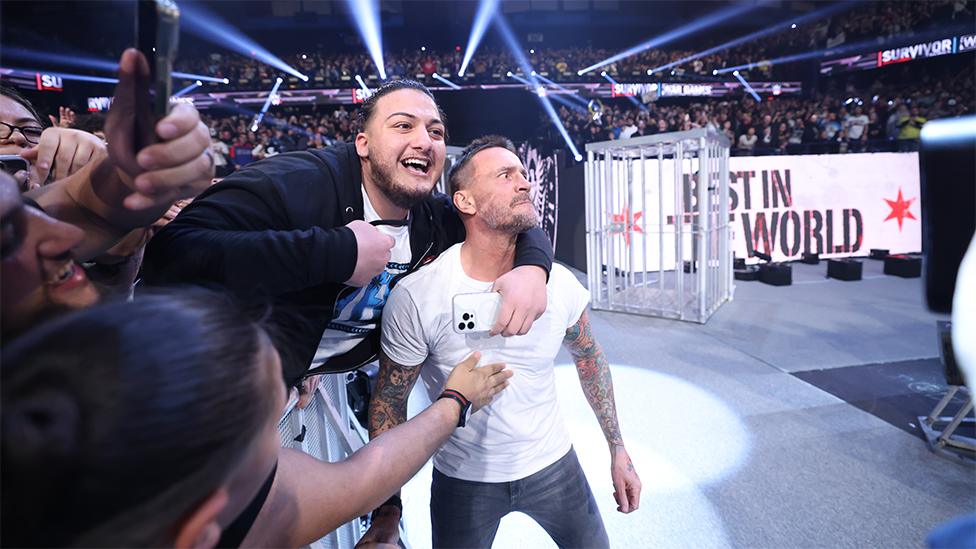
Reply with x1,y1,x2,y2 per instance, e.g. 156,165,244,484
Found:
563,309,642,513
242,352,511,548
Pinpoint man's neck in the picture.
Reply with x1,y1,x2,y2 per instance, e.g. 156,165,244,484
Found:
361,164,409,220
459,227,518,282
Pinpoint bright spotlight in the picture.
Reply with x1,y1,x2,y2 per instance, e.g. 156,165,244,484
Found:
791,23,797,29
354,74,372,94
421,46,426,51
574,154,582,162
732,70,761,102
172,72,232,84
458,0,500,77
180,2,308,81
651,2,856,76
601,71,647,111
251,76,285,131
495,13,582,161
173,80,203,97
646,69,653,75
432,73,462,90
716,23,970,75
531,70,537,76
301,54,307,59
600,70,607,76
712,69,718,75
506,71,513,77
535,73,589,107
4,66,119,84
577,3,757,75
344,0,386,79
530,49,535,54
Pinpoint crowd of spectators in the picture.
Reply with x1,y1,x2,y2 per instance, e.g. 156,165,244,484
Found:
176,0,972,89
559,62,975,156
195,57,973,172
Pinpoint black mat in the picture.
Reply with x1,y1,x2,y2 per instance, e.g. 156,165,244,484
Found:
793,358,974,441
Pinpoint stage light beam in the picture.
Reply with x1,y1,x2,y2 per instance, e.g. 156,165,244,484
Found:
495,14,582,162
459,0,500,77
180,2,308,81
251,77,284,132
601,72,647,111
173,80,202,98
732,71,761,102
655,1,856,76
432,73,462,90
345,0,386,79
4,47,230,84
716,22,975,75
577,2,757,75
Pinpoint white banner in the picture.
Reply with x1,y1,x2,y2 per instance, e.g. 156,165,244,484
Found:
607,152,921,268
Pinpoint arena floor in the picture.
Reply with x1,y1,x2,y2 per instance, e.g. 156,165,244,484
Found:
398,259,974,549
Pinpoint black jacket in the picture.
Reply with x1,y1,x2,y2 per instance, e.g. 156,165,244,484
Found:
142,142,553,386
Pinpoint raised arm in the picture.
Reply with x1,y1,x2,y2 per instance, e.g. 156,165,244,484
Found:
562,309,641,513
241,352,511,548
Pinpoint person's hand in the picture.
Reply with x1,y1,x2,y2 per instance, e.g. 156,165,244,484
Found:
610,445,641,513
296,374,322,409
105,48,214,211
48,106,76,128
355,506,400,548
490,265,548,336
344,220,394,287
153,199,190,229
20,127,107,185
444,352,512,413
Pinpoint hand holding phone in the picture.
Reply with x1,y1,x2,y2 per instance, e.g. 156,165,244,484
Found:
453,292,502,334
0,155,30,191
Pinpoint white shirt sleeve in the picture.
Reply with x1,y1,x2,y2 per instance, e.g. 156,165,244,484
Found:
380,285,429,367
551,265,591,330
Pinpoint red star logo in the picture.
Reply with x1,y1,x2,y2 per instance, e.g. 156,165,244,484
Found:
883,188,917,231
610,207,644,245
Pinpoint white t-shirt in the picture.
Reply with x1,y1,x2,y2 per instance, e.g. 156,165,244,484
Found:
381,243,590,482
846,114,869,140
312,186,412,366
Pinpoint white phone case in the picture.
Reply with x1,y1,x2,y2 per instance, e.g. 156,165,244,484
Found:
452,292,502,334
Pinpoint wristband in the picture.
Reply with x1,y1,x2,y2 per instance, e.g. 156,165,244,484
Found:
438,389,472,428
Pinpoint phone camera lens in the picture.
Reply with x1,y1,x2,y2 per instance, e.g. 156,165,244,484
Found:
467,322,475,330
462,313,470,320
458,322,466,331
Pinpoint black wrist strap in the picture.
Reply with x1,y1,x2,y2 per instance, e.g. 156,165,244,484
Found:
438,390,471,427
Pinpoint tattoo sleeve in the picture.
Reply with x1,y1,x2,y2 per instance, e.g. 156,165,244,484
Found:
563,310,624,447
368,350,423,441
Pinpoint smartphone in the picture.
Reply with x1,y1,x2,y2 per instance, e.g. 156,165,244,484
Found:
137,0,180,118
0,155,29,177
453,292,502,334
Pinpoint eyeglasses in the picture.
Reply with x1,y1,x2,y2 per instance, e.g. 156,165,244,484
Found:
0,121,44,145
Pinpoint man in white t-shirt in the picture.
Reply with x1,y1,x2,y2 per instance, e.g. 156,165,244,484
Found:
363,135,642,548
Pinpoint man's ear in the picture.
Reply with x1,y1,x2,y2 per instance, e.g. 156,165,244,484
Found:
354,131,369,159
453,190,476,216
173,488,229,549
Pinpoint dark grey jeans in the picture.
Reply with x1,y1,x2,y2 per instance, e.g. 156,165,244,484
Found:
430,447,610,549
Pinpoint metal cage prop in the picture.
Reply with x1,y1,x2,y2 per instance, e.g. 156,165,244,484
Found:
278,373,366,549
584,128,733,323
